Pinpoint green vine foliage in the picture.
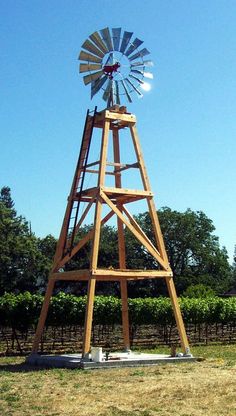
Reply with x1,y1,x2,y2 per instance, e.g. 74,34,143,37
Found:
0,292,236,332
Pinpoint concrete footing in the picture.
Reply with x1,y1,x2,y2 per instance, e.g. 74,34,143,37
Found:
26,351,197,370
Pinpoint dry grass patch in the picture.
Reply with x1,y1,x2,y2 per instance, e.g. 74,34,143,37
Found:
0,345,236,415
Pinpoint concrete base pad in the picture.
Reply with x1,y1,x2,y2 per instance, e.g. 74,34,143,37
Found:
26,352,197,369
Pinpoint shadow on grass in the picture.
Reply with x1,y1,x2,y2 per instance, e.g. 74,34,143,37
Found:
0,361,57,372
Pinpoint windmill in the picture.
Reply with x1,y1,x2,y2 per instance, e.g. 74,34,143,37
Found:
31,27,190,359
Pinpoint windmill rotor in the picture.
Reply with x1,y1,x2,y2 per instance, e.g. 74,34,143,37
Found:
78,27,154,106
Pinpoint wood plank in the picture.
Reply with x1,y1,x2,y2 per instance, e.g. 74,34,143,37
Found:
102,186,153,197
112,128,130,350
83,118,110,357
166,276,190,354
93,269,173,278
82,278,96,358
105,110,136,123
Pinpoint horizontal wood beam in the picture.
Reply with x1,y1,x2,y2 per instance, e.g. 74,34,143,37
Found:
51,268,173,281
93,268,173,278
102,186,153,197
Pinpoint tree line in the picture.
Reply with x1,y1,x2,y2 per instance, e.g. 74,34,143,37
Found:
0,186,235,297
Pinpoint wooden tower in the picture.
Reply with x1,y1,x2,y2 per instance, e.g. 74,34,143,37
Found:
32,105,190,358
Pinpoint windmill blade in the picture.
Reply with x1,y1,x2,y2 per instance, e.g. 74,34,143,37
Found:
120,31,133,54
79,63,102,73
125,38,143,57
131,68,153,79
89,31,108,54
112,28,121,51
131,60,154,67
91,75,107,99
129,73,144,85
121,79,132,103
81,39,105,58
79,50,102,64
100,27,113,51
131,68,145,76
126,78,143,97
143,71,153,79
102,79,113,102
83,70,104,85
114,80,121,105
129,48,150,61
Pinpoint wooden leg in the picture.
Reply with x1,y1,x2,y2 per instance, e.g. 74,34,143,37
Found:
31,278,55,353
82,277,96,359
165,276,190,354
120,279,130,351
112,129,130,351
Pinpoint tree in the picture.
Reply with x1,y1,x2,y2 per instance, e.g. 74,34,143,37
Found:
0,187,54,294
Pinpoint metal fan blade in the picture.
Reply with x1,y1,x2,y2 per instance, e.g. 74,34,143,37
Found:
129,74,144,85
79,63,102,73
119,31,133,54
81,39,104,58
126,78,143,97
131,69,153,79
100,27,113,51
79,50,102,64
121,79,132,103
83,70,104,85
114,81,121,105
129,48,150,61
131,60,154,67
131,69,144,76
91,75,107,98
112,28,121,51
125,38,143,57
89,31,108,54
102,79,113,101
143,71,153,79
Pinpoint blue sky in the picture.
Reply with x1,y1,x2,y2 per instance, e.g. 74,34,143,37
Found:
1,0,235,262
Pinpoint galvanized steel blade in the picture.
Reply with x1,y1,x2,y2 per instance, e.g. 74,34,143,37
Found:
79,50,102,64
79,63,102,73
121,79,132,103
89,31,108,54
125,38,143,57
91,75,107,98
131,68,144,76
129,73,144,85
119,31,133,54
126,77,143,97
83,70,104,85
129,48,150,61
81,39,105,58
143,71,153,79
112,28,121,51
102,79,113,102
131,69,153,79
100,27,113,51
114,81,121,105
131,59,154,67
